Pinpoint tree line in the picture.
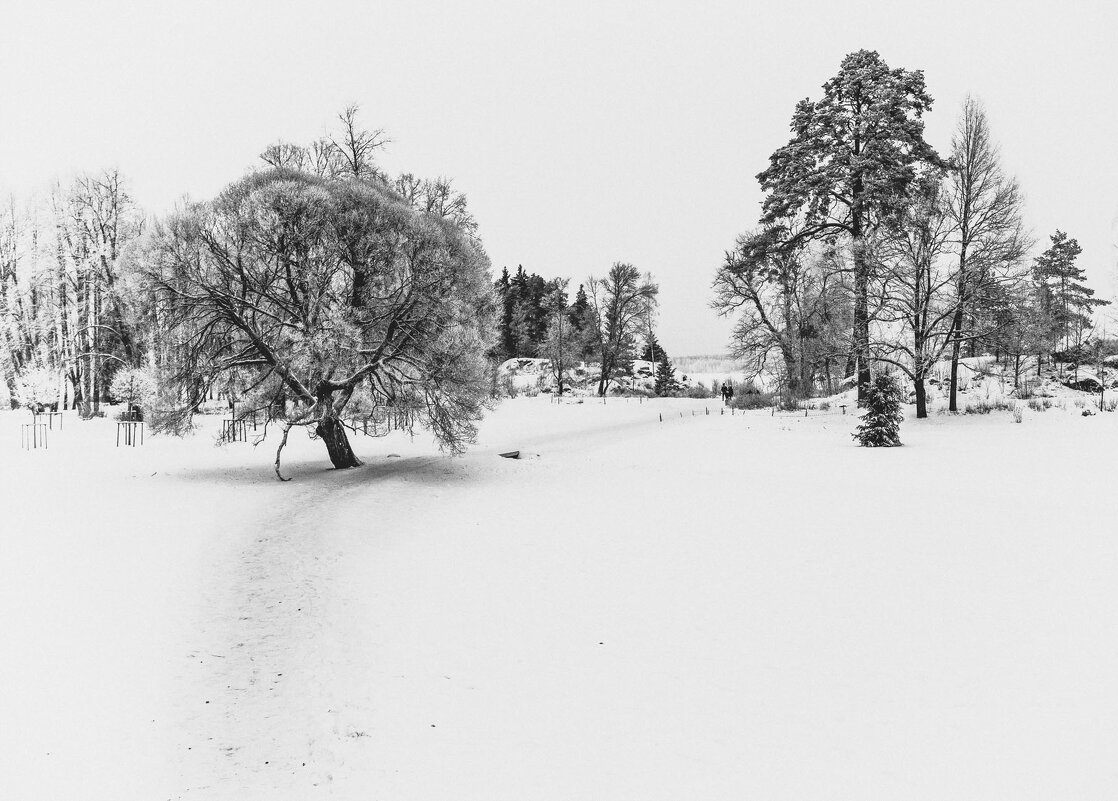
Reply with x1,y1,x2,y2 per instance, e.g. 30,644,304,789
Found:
490,262,668,396
713,50,1109,417
0,170,143,416
0,108,676,476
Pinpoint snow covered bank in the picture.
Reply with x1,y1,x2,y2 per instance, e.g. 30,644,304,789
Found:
2,401,1117,799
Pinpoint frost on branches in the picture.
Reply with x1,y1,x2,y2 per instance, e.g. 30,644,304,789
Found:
853,372,904,447
130,161,495,480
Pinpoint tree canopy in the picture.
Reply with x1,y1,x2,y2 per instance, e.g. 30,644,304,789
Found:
756,49,942,400
133,166,495,478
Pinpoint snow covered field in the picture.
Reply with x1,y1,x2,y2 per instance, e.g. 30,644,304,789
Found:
2,398,1117,800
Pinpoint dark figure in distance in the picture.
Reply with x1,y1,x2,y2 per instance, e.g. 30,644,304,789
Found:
720,381,734,404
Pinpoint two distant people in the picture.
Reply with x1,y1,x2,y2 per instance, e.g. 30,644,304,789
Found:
720,381,734,405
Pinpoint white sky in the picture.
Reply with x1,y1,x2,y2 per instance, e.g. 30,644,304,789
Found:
2,0,1116,354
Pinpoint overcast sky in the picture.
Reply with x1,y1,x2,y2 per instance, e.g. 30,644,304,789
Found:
2,0,1116,354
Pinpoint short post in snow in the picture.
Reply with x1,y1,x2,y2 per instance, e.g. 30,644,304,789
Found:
116,420,143,447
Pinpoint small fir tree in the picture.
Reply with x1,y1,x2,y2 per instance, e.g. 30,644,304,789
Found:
653,349,677,396
853,373,904,447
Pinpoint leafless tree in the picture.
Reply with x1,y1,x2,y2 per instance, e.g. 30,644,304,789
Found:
943,96,1031,410
586,263,657,396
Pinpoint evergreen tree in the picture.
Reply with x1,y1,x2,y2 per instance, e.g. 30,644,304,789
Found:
491,266,515,361
756,50,942,401
653,348,677,395
639,333,664,363
1033,230,1108,355
567,284,596,359
502,265,562,358
853,373,904,447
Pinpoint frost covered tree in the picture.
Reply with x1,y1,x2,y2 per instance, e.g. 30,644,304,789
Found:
132,162,495,479
540,280,581,395
108,366,157,417
853,372,904,447
756,50,942,401
0,172,144,412
713,228,850,399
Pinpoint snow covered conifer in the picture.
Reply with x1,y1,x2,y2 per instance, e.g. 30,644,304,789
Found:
853,372,904,447
653,349,677,396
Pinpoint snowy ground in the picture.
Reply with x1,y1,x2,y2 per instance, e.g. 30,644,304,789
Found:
2,398,1117,800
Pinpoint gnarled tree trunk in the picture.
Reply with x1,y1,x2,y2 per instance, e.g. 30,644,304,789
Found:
316,416,362,469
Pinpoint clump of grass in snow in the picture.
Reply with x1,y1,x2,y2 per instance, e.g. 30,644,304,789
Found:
964,398,1013,415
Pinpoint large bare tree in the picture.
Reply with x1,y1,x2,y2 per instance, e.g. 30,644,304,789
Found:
943,96,1030,410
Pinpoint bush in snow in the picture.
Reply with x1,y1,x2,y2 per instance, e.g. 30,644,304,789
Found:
853,373,903,447
16,367,58,411
730,391,777,411
964,398,1012,415
109,367,158,415
677,384,714,399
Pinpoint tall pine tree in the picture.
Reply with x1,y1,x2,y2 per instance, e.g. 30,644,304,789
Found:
756,50,942,401
1033,230,1108,356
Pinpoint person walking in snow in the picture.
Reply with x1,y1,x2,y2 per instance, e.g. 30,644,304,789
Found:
720,381,734,405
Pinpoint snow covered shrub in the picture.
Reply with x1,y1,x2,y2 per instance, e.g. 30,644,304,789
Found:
730,391,776,411
109,367,158,415
1073,398,1086,409
1027,398,1048,412
853,373,903,447
496,374,518,399
16,367,58,411
1012,404,1023,423
678,384,713,399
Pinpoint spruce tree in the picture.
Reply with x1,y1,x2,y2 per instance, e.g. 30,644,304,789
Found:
492,267,515,361
639,333,663,364
654,349,677,396
567,284,596,360
853,373,904,447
